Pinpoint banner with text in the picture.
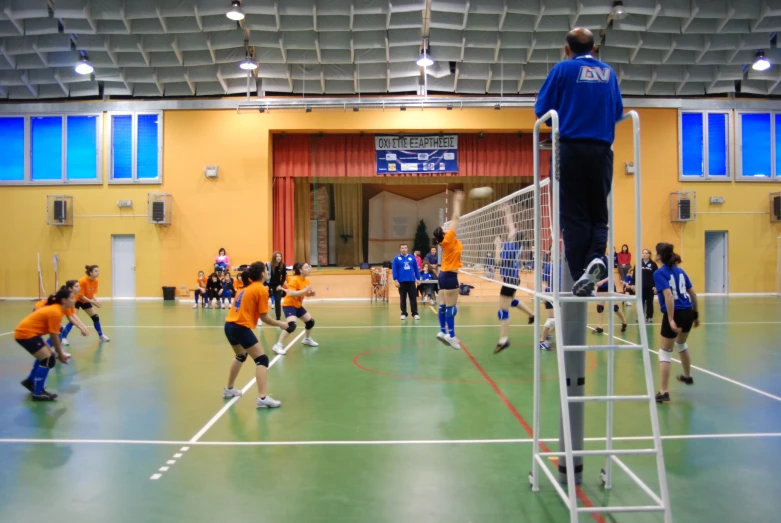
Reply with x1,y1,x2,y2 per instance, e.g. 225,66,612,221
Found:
375,134,459,175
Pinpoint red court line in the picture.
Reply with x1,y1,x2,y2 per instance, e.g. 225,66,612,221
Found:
460,340,607,523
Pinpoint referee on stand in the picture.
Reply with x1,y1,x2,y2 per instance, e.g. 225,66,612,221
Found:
534,27,624,296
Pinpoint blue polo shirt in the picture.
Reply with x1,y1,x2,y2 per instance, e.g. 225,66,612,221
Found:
392,254,420,283
653,264,693,313
534,53,624,144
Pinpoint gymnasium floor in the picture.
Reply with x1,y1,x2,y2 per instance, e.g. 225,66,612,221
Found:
1,296,780,523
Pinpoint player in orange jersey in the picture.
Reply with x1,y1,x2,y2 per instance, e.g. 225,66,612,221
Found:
193,271,209,309
76,265,109,342
34,279,89,356
15,287,74,401
222,262,289,408
272,262,317,356
432,190,465,350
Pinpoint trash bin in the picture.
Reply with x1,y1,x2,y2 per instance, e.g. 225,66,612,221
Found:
162,286,176,301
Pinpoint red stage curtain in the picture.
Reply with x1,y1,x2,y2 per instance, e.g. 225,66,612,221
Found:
272,134,311,261
272,177,295,262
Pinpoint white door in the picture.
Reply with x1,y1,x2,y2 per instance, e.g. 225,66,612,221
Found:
310,220,318,266
112,234,136,298
704,231,728,294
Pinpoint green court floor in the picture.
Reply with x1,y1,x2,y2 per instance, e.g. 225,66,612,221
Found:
1,297,780,522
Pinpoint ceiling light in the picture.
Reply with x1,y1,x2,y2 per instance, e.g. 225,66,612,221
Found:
226,0,244,21
416,48,434,67
753,49,771,71
74,56,93,75
239,48,257,70
610,1,628,21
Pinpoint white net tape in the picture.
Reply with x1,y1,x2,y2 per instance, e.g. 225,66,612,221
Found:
447,178,553,294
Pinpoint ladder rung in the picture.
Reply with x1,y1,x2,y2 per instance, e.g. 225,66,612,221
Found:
562,344,642,352
568,395,650,403
539,448,657,458
556,293,631,303
578,505,665,514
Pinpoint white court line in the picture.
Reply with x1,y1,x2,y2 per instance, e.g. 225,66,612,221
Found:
2,432,781,447
0,331,13,337
595,327,781,404
149,330,305,480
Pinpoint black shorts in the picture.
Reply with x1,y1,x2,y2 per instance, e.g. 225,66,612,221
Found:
438,271,459,290
224,322,259,349
660,309,695,339
544,287,553,309
500,285,516,297
75,301,91,310
16,336,47,355
283,306,308,318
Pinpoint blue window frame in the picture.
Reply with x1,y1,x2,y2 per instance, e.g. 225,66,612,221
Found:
109,112,162,183
0,117,25,182
31,116,63,181
679,111,732,180
66,115,99,180
737,111,781,181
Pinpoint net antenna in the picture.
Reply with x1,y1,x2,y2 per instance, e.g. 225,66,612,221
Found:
53,253,59,290
37,253,46,300
444,178,553,296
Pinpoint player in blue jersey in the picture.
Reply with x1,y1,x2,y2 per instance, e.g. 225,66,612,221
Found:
535,27,624,296
592,275,628,334
494,203,535,354
652,243,699,403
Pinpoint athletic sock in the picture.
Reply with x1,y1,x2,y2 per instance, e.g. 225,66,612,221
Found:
498,337,508,345
32,364,50,394
27,360,41,382
438,305,447,333
446,307,455,337
93,320,103,336
62,322,74,337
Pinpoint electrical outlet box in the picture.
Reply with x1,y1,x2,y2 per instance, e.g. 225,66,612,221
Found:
117,200,133,208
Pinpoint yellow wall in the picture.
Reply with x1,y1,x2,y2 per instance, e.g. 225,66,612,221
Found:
0,106,779,297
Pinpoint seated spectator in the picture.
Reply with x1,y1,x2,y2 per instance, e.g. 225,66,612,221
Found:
214,248,231,274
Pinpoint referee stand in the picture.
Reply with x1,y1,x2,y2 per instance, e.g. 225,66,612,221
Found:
530,110,671,522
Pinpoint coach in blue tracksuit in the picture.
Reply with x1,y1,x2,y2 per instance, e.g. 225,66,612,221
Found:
535,27,624,297
393,243,421,320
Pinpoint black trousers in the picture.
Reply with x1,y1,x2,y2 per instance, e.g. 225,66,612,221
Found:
398,281,418,316
641,287,655,320
272,289,283,320
558,140,613,280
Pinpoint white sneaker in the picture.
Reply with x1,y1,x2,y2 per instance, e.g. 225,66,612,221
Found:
413,314,420,320
272,343,287,355
257,319,262,327
61,338,70,346
400,314,407,320
302,337,319,347
572,258,606,297
256,395,281,408
192,303,198,309
446,335,462,350
223,387,242,399
99,334,110,342
436,332,449,346
63,351,72,358
206,303,212,309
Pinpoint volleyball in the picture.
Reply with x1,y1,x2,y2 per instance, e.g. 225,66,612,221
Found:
469,186,493,199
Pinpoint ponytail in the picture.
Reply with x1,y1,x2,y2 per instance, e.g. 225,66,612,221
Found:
85,264,98,276
655,242,678,268
292,262,302,276
47,286,72,305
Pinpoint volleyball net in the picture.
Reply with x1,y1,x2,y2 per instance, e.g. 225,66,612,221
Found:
447,178,553,295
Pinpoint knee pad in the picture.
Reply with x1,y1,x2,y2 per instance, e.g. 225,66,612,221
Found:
304,318,315,330
438,304,446,313
510,299,520,308
596,305,605,314
286,321,297,334
497,309,510,321
235,353,248,363
658,349,673,363
254,354,270,367
675,342,688,353
613,305,620,313
44,355,57,368
90,314,100,324
544,317,555,329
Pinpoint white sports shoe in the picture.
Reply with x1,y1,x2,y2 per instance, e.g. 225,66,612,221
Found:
61,338,70,346
436,332,449,346
572,258,607,297
413,314,420,320
256,395,281,409
400,314,407,320
272,343,287,355
302,337,319,347
446,335,462,350
223,387,242,399
99,334,110,342
192,303,198,309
